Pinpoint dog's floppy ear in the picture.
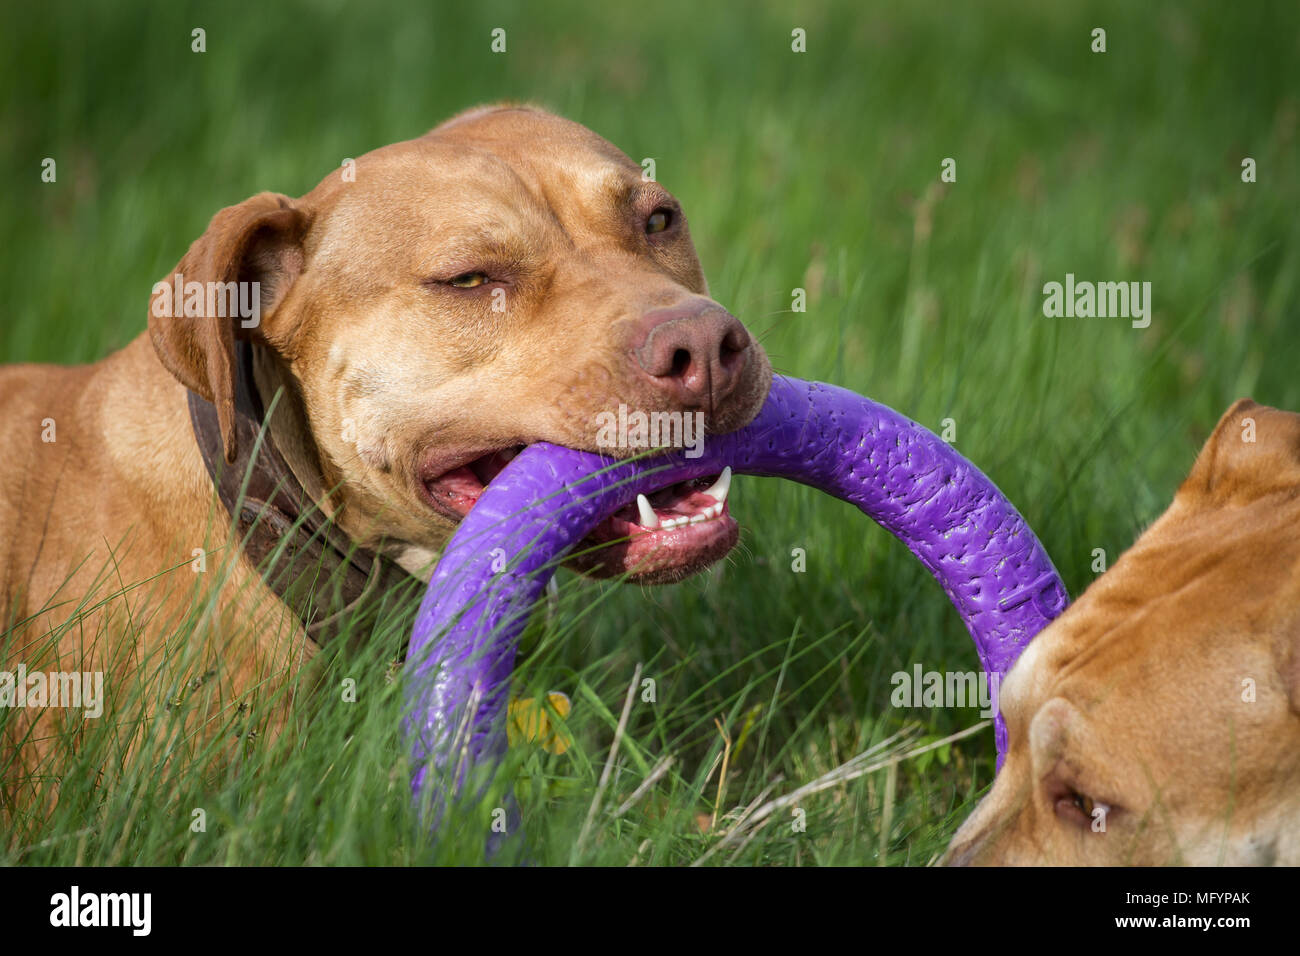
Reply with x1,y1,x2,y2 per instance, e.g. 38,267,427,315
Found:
148,192,308,464
1179,398,1300,504
1183,401,1300,714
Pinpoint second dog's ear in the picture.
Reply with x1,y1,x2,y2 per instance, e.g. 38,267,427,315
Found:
1180,398,1300,505
148,192,308,463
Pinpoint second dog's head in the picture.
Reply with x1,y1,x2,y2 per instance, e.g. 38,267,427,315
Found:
944,399,1300,865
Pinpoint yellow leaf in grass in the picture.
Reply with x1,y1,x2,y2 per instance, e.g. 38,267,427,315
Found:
507,691,573,754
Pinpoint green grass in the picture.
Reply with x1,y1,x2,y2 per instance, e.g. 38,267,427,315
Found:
2,0,1298,864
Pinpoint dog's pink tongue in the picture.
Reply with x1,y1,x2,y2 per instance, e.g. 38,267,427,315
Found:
648,482,718,518
428,466,482,511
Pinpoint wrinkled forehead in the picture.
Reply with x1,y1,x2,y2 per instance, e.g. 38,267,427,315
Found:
429,107,642,180
995,605,1109,724
308,111,655,261
422,109,657,226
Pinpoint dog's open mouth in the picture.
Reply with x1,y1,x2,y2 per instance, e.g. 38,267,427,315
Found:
420,447,737,583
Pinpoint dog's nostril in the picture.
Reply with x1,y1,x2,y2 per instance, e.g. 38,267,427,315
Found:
670,348,691,378
719,326,749,366
721,325,749,356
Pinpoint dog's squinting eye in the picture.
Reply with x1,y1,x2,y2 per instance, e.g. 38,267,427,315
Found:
1054,788,1110,829
448,272,490,288
645,209,672,234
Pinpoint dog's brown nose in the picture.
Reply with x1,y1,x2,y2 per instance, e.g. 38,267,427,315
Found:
633,303,752,409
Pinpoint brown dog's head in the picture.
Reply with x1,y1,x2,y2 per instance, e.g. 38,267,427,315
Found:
148,104,772,582
944,399,1300,865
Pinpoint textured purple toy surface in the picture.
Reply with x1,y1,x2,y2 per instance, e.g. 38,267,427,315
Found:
405,376,1068,802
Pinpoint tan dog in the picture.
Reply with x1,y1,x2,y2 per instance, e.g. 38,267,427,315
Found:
0,104,770,809
945,399,1300,865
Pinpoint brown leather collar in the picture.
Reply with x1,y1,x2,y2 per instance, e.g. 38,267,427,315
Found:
187,340,413,646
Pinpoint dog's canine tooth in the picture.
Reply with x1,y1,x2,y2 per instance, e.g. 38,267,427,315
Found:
703,466,732,505
636,493,660,530
640,470,733,532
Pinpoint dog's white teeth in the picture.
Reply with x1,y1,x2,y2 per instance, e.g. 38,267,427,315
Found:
636,493,660,530
641,472,733,532
703,466,732,505
656,507,722,531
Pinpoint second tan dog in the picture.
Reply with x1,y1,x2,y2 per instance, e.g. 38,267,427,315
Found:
0,104,771,809
945,399,1300,865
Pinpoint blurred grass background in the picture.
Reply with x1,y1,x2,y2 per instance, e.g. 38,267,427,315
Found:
2,0,1298,864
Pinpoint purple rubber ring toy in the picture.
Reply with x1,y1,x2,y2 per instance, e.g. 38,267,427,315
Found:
405,375,1068,814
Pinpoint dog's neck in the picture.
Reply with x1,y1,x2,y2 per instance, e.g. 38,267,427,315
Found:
186,341,412,645
249,345,335,519
249,348,443,582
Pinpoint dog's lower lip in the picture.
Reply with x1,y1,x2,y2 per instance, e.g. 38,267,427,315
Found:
419,449,738,578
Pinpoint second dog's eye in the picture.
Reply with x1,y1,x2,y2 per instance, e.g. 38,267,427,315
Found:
1054,787,1110,829
645,209,672,234
448,272,489,288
